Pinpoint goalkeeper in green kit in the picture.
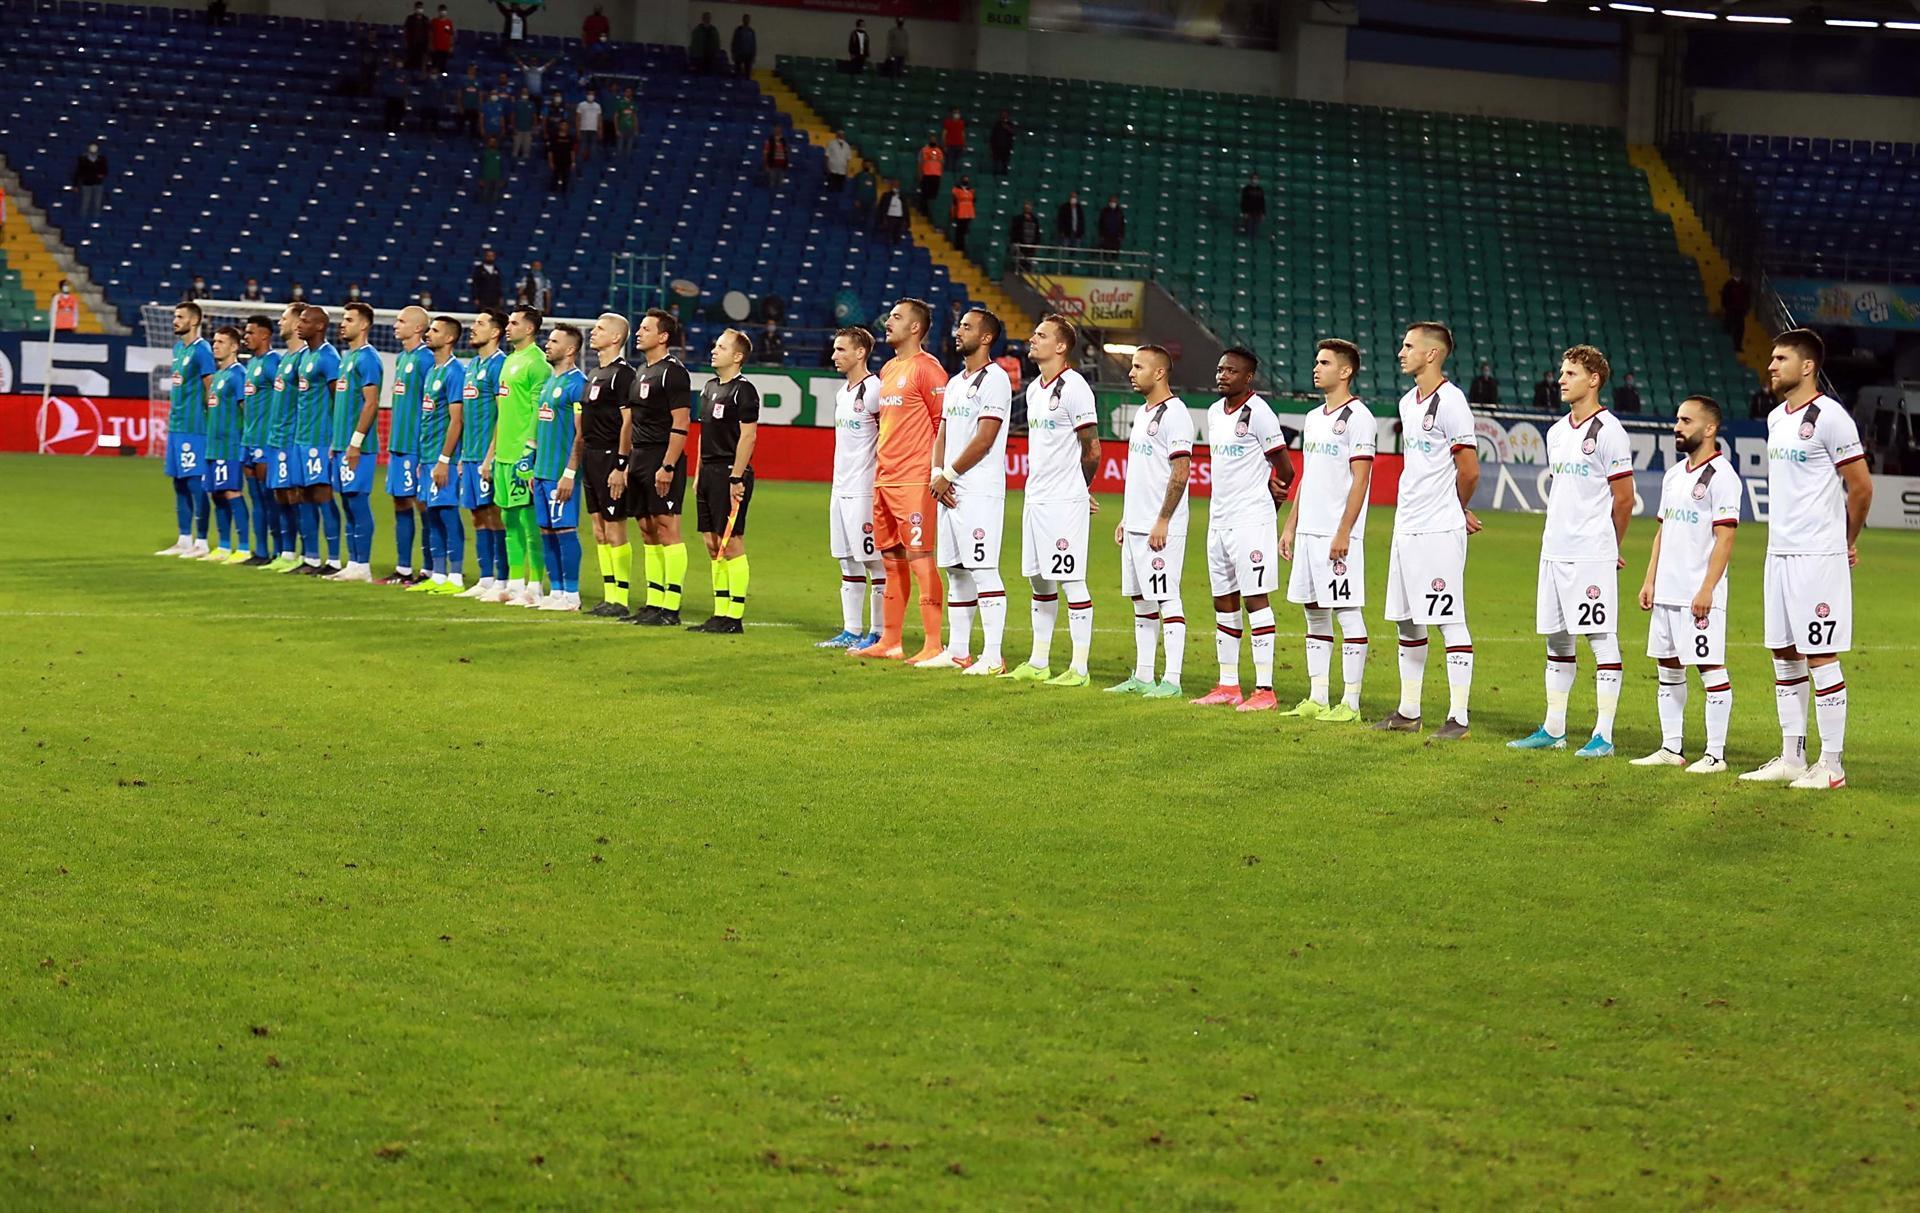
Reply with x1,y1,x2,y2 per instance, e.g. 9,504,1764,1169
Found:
488,305,554,606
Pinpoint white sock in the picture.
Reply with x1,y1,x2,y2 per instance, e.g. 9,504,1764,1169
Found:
1303,606,1333,705
1161,596,1186,684
1440,622,1473,725
1656,665,1688,753
395,565,412,576
838,557,866,633
1396,621,1428,718
1702,667,1731,760
1248,605,1275,690
1029,577,1059,668
1591,632,1622,740
1773,657,1809,765
1216,609,1242,687
974,568,1006,665
431,571,447,584
448,573,465,589
1336,607,1367,710
1811,661,1847,773
1064,581,1092,676
865,559,887,633
1132,597,1158,681
1544,632,1576,736
506,577,524,593
946,568,976,658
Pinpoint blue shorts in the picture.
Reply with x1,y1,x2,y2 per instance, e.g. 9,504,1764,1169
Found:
244,445,268,467
165,432,204,480
385,452,420,499
202,456,243,493
535,477,580,529
331,449,377,496
458,460,494,509
425,460,461,508
265,446,293,488
291,444,329,488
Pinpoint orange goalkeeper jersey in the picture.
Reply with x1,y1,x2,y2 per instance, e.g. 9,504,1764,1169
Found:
875,349,947,487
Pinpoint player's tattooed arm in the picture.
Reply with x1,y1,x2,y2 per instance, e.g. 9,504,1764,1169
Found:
1077,426,1101,514
1150,452,1189,551
1451,444,1483,534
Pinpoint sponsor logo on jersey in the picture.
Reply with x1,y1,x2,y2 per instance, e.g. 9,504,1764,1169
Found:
1768,445,1809,463
1550,460,1592,477
1816,602,1830,618
1661,506,1701,524
639,381,652,398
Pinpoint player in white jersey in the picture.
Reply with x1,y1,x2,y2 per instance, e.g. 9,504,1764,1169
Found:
1374,322,1479,740
1631,395,1742,773
1509,345,1636,758
1279,339,1374,722
920,307,1012,673
1107,344,1193,698
817,326,888,648
1001,314,1101,687
1191,346,1296,711
1740,329,1873,790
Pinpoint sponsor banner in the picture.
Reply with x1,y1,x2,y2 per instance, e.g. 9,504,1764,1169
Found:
1868,474,1920,530
1774,278,1920,331
751,0,966,18
0,330,164,399
1031,275,1147,329
0,393,161,455
980,0,1029,28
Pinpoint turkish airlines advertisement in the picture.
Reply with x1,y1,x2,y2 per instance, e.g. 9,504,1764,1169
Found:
0,394,160,456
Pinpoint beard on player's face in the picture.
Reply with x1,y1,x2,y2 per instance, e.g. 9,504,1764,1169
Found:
1674,428,1699,455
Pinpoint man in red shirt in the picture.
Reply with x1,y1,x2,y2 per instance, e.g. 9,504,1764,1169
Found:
429,5,454,73
942,107,966,169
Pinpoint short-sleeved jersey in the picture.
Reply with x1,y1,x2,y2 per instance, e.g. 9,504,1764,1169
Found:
941,362,1013,496
1394,379,1475,535
459,349,505,462
267,344,303,447
203,362,247,461
631,355,692,448
495,342,552,456
1542,407,1634,562
1023,368,1099,505
241,349,280,447
168,338,215,434
1205,394,1286,528
532,366,586,481
419,354,466,461
832,373,880,496
698,376,761,468
387,343,433,455
1296,398,1377,537
291,342,341,448
1654,452,1743,608
581,358,637,450
1766,394,1865,555
1122,396,1194,534
330,343,384,455
876,350,948,488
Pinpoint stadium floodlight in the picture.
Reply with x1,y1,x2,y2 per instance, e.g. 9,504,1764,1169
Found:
1608,3,1656,12
1887,20,1920,29
1726,13,1792,21
1824,18,1878,26
1660,8,1716,17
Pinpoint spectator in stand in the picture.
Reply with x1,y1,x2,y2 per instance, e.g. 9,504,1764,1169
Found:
575,90,602,161
476,137,504,203
72,143,108,217
1239,172,1266,237
1748,380,1772,420
206,0,228,27
1008,200,1042,270
950,176,975,249
1097,194,1125,254
846,19,870,74
876,179,907,244
989,110,1014,177
1055,189,1087,248
1612,372,1642,412
916,134,945,212
688,11,721,75
48,280,77,330
383,69,410,134
430,5,454,73
480,89,506,142
1720,272,1751,350
241,278,265,302
548,119,577,193
941,107,966,169
824,132,852,192
520,260,553,312
421,71,448,131
760,318,785,366
347,283,366,303
615,87,638,156
403,2,430,74
763,128,791,190
582,5,610,59
851,166,877,224
458,67,482,135
289,282,307,303
186,274,208,301
495,1,535,47
1532,368,1555,408
883,17,909,76
1468,361,1499,404
517,53,554,100
509,88,536,158
471,248,503,309
355,25,381,94
995,343,1023,393
732,15,757,77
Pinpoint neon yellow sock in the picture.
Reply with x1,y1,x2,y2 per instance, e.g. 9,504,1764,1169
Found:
726,553,750,619
710,557,730,617
644,544,664,608
663,542,688,611
609,541,632,607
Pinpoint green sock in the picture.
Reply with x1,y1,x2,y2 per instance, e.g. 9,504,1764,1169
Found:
710,557,730,618
609,542,632,607
644,544,664,608
726,553,750,619
503,510,529,582
663,543,688,611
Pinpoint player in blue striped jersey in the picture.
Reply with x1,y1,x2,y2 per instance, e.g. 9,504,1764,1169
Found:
199,326,251,564
523,323,587,610
455,309,509,598
239,315,280,564
155,302,216,558
264,303,309,571
290,306,344,574
328,301,385,582
383,306,436,585
407,315,469,594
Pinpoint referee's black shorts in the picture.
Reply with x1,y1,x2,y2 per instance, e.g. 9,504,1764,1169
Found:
632,444,686,516
696,465,753,537
581,449,629,521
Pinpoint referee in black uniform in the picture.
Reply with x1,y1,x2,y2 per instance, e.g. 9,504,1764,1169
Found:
576,312,638,617
627,307,693,626
690,327,760,634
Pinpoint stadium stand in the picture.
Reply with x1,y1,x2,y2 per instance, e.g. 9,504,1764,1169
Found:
0,2,973,352
778,56,1757,409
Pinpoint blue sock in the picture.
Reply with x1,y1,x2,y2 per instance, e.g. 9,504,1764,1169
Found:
557,530,581,594
246,478,269,554
173,478,194,536
276,499,296,555
423,506,445,574
473,525,492,580
214,496,233,549
298,501,320,561
440,509,466,575
232,495,250,551
349,495,376,565
394,505,416,572
191,482,210,540
322,498,342,563
491,529,509,581
540,530,561,591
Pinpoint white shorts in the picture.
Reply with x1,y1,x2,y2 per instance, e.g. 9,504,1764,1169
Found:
1022,498,1090,581
1207,518,1279,597
1647,603,1727,666
1119,530,1186,602
829,493,876,561
1286,533,1365,608
1763,552,1851,654
1536,559,1620,636
1385,528,1468,623
937,490,1005,569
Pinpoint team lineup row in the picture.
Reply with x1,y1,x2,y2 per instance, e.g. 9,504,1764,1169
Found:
149,297,1872,787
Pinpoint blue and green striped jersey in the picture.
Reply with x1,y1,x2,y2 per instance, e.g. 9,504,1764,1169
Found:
458,349,505,463
203,362,247,461
532,367,586,482
329,344,384,455
291,342,340,448
419,354,466,462
267,345,301,447
241,349,279,447
168,338,215,435
388,343,433,455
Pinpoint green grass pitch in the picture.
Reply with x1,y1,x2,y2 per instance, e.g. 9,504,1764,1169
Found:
2,452,1917,1209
